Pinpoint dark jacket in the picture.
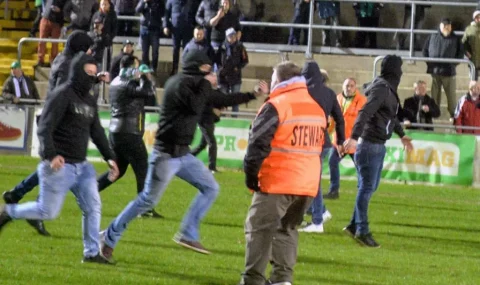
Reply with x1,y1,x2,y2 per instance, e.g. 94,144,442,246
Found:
109,50,135,79
163,0,197,29
88,30,106,64
216,41,248,86
182,38,215,62
37,53,115,163
113,0,137,14
317,0,339,19
64,0,98,29
48,30,94,93
1,74,40,103
301,61,345,148
154,50,256,157
91,7,117,47
136,0,165,29
423,31,464,77
403,94,440,131
353,2,383,18
211,10,241,43
195,0,219,28
108,73,155,135
43,0,69,24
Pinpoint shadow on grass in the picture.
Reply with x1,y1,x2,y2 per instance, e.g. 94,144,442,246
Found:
299,274,380,285
386,232,480,247
377,221,480,233
203,221,244,229
371,200,472,213
297,256,389,271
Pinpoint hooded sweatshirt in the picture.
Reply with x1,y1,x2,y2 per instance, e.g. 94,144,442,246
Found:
350,55,406,144
301,61,345,148
38,53,115,163
155,49,256,156
48,31,94,93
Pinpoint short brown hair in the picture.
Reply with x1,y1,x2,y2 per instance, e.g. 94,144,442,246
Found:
274,61,302,83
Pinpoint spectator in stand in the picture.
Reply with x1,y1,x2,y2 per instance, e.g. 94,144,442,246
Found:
110,40,135,79
317,0,341,47
353,2,383,49
288,0,310,46
29,0,44,37
88,17,107,66
423,18,464,118
91,0,117,71
113,0,138,36
216,27,248,117
324,78,366,200
235,0,265,43
403,80,440,131
163,0,197,75
454,81,480,134
37,0,69,67
1,62,40,104
196,0,220,43
62,0,99,37
463,11,480,80
136,0,164,74
182,26,215,62
207,0,241,48
395,1,430,50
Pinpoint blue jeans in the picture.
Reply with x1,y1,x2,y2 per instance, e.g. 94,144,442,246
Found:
328,151,355,193
10,171,39,200
310,147,332,225
140,27,161,72
350,140,386,235
6,161,101,257
219,84,242,117
104,150,219,248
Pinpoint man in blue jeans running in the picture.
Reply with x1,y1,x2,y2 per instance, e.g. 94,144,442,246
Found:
100,50,267,259
343,55,413,248
0,53,119,263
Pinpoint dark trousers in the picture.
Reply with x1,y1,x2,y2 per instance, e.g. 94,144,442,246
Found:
98,133,148,194
9,171,39,201
288,9,309,45
29,6,43,36
172,26,193,74
354,17,379,48
191,122,217,171
117,12,135,36
140,27,161,72
396,12,425,50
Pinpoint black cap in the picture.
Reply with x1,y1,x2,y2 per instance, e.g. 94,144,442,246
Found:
123,39,134,47
440,18,451,25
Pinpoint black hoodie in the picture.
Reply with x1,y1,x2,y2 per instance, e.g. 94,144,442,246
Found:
302,61,345,148
155,50,256,156
48,31,94,94
351,55,406,144
38,53,115,163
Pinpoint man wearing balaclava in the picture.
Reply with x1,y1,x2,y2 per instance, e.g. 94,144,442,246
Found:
99,50,267,260
343,55,413,248
2,30,109,237
0,53,119,264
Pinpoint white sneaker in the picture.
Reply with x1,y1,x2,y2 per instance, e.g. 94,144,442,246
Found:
322,210,332,223
271,282,292,285
298,223,324,233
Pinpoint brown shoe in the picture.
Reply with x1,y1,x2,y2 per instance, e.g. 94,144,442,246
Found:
173,233,211,255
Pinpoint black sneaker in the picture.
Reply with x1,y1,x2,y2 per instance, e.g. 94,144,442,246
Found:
343,224,356,239
26,220,51,236
0,205,12,233
355,233,381,248
2,191,21,204
141,209,164,218
323,191,339,200
82,254,115,265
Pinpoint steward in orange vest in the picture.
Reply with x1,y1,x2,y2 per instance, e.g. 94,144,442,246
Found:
241,61,327,285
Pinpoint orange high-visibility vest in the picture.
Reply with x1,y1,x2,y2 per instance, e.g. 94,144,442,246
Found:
257,81,327,197
329,90,367,154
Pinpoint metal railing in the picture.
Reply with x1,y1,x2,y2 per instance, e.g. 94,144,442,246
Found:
373,55,476,80
117,0,477,58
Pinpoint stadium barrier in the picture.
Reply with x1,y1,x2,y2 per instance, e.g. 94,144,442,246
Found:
0,100,472,187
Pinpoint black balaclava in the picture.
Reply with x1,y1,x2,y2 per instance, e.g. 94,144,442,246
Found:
64,30,94,55
68,52,98,95
380,55,403,91
301,60,325,87
182,49,212,76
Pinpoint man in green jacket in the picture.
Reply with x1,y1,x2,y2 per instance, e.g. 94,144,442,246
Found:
463,10,480,79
